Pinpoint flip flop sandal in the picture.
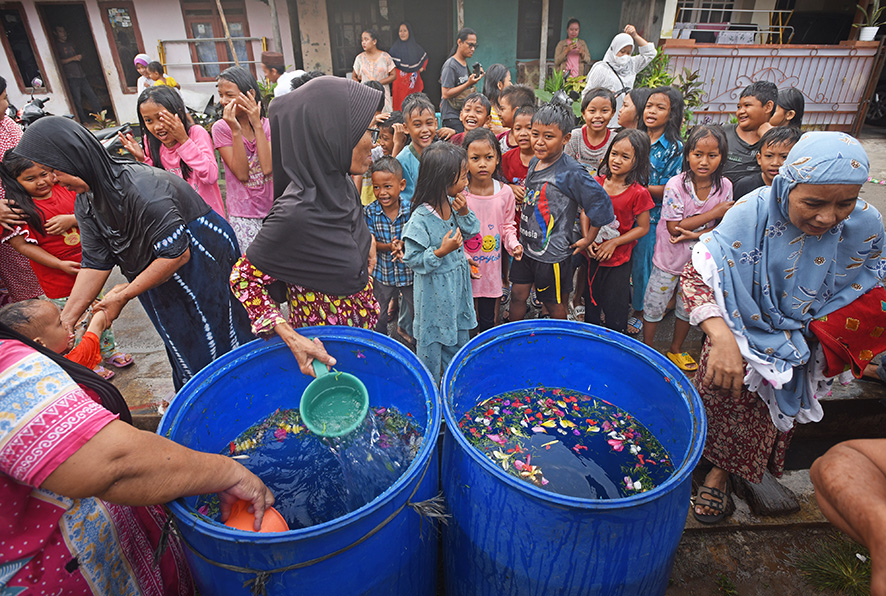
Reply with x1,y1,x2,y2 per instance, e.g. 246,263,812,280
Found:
692,484,728,524
627,317,643,335
667,351,698,372
107,352,134,368
93,365,115,381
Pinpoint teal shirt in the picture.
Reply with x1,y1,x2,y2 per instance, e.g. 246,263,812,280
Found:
396,145,421,204
402,203,480,346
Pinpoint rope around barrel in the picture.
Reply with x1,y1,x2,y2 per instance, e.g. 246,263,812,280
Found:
160,450,443,596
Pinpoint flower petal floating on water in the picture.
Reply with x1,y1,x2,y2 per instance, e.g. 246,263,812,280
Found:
608,438,625,452
487,434,506,445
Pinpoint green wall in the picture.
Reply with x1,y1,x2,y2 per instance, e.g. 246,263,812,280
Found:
455,0,623,85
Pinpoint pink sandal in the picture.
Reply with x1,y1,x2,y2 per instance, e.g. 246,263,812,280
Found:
106,353,134,368
93,365,115,380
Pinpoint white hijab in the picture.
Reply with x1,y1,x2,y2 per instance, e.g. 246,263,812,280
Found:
603,33,635,78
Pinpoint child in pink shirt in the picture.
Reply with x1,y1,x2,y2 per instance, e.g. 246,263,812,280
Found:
643,125,733,371
212,66,273,252
462,128,522,332
120,86,226,218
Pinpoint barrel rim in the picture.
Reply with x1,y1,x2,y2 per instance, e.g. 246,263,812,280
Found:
441,320,706,510
158,326,442,543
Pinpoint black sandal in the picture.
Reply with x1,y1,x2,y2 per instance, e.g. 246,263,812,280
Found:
693,484,729,524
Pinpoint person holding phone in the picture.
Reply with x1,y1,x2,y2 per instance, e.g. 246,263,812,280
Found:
440,27,484,133
554,19,591,78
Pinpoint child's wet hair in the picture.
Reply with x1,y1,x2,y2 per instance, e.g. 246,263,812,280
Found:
0,299,44,335
775,88,804,128
363,80,386,112
581,87,616,112
378,111,403,132
740,81,778,117
513,105,536,122
218,65,265,118
757,125,802,152
483,64,510,108
370,155,404,179
146,61,164,75
411,142,467,213
625,88,652,125
499,84,536,109
599,129,650,187
401,92,436,121
639,86,684,146
463,127,503,180
532,103,573,134
681,125,728,194
0,150,48,236
462,92,492,117
291,70,324,91
136,85,194,181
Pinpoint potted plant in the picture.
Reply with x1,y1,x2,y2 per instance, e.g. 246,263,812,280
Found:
854,0,886,41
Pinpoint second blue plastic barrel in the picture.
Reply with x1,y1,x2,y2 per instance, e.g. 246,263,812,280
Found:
441,321,705,596
158,327,441,595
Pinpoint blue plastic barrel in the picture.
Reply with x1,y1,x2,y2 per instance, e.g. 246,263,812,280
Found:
158,327,441,596
441,321,705,596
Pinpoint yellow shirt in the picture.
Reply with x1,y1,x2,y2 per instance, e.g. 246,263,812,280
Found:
153,74,178,87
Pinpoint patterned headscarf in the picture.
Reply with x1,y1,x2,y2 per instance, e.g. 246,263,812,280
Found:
700,131,886,419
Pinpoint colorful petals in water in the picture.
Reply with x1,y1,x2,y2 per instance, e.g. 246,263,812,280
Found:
274,428,288,441
487,434,506,445
608,438,625,452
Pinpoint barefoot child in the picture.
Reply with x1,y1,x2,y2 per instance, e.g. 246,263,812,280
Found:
0,299,109,371
499,105,535,306
364,156,415,343
119,86,226,217
643,125,733,371
722,81,778,184
211,66,273,251
631,86,684,335
508,104,613,321
462,128,522,332
733,126,801,199
582,129,653,333
402,143,479,382
566,87,618,319
0,152,131,378
397,93,438,203
449,92,491,146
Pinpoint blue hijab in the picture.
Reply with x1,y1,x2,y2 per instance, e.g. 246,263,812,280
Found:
701,131,886,417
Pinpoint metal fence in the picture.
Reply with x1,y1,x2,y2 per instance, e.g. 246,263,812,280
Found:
663,39,886,135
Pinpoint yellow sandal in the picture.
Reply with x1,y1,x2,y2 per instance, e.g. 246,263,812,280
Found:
667,351,698,372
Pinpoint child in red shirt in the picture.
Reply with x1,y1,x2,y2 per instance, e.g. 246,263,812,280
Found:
0,299,108,370
0,152,132,377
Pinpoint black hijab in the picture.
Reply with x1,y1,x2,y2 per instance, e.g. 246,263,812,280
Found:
0,323,132,424
15,117,210,279
246,77,381,296
390,22,427,73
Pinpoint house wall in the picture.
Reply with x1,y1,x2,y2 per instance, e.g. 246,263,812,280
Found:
294,0,332,72
454,0,622,83
0,0,294,125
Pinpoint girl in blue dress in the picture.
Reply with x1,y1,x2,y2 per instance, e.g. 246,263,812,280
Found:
403,142,479,383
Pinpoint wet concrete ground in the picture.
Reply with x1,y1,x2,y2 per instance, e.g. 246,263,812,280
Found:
103,128,886,594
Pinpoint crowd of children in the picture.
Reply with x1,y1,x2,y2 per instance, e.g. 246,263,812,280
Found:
354,74,807,380
0,47,811,383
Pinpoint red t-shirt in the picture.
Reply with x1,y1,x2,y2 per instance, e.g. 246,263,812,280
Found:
14,185,81,298
594,175,654,267
501,147,530,186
